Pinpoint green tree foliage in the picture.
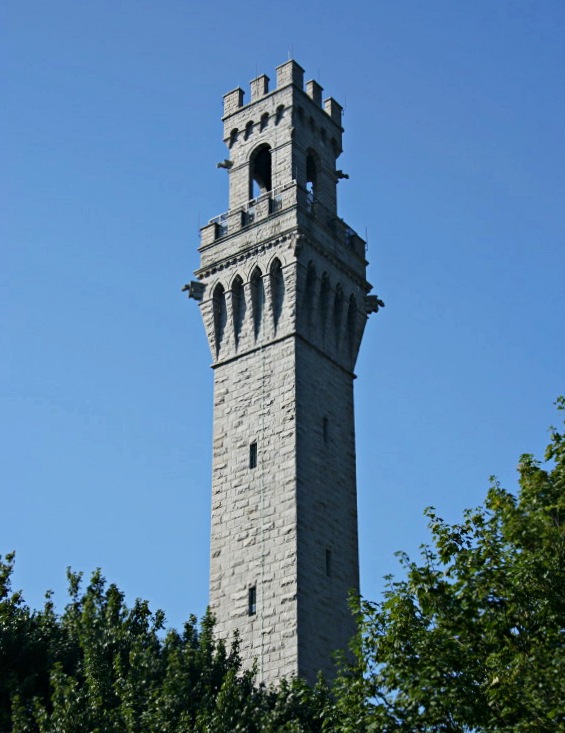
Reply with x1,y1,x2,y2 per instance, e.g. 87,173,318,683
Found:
338,398,565,732
0,557,332,732
2,400,564,732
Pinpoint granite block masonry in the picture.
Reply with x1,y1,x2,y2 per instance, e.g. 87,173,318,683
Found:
185,60,382,685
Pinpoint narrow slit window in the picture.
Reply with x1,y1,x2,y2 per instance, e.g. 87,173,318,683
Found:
249,441,257,469
248,586,257,615
325,549,332,577
323,417,329,443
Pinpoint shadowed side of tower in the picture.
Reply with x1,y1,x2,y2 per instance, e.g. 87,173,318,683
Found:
186,60,380,685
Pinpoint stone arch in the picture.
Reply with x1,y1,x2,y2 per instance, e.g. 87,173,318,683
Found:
333,283,344,345
304,261,317,326
249,144,272,200
250,266,264,339
346,294,357,357
266,251,286,271
319,272,331,330
229,128,238,148
231,274,245,345
212,283,227,354
269,258,285,331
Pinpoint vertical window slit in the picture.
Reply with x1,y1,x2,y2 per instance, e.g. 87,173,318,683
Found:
248,586,257,615
249,441,257,469
325,549,332,578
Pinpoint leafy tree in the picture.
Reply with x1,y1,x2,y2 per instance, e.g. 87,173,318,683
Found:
0,557,329,732
338,397,565,732
3,399,564,732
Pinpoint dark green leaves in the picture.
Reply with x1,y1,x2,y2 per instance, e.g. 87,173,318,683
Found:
336,399,565,732
3,399,564,731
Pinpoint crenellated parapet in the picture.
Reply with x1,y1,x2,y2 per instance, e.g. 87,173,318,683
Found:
220,60,344,216
223,60,342,129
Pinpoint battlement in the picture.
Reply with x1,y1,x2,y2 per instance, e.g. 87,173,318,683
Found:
222,60,342,128
221,60,345,215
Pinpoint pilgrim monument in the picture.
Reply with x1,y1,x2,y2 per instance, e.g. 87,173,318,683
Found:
184,60,381,684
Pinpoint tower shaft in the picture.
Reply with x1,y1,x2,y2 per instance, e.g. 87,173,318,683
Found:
190,61,375,683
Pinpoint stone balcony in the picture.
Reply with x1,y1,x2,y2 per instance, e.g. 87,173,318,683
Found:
199,181,366,263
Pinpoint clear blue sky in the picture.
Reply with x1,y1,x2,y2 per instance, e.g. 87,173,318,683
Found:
3,1,564,630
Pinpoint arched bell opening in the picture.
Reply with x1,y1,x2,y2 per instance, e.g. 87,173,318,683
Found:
306,151,318,203
249,144,272,200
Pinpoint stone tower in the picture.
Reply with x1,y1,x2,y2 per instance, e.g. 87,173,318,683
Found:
185,60,381,684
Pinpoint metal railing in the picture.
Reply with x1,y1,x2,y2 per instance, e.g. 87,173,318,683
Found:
207,182,295,239
204,180,364,257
